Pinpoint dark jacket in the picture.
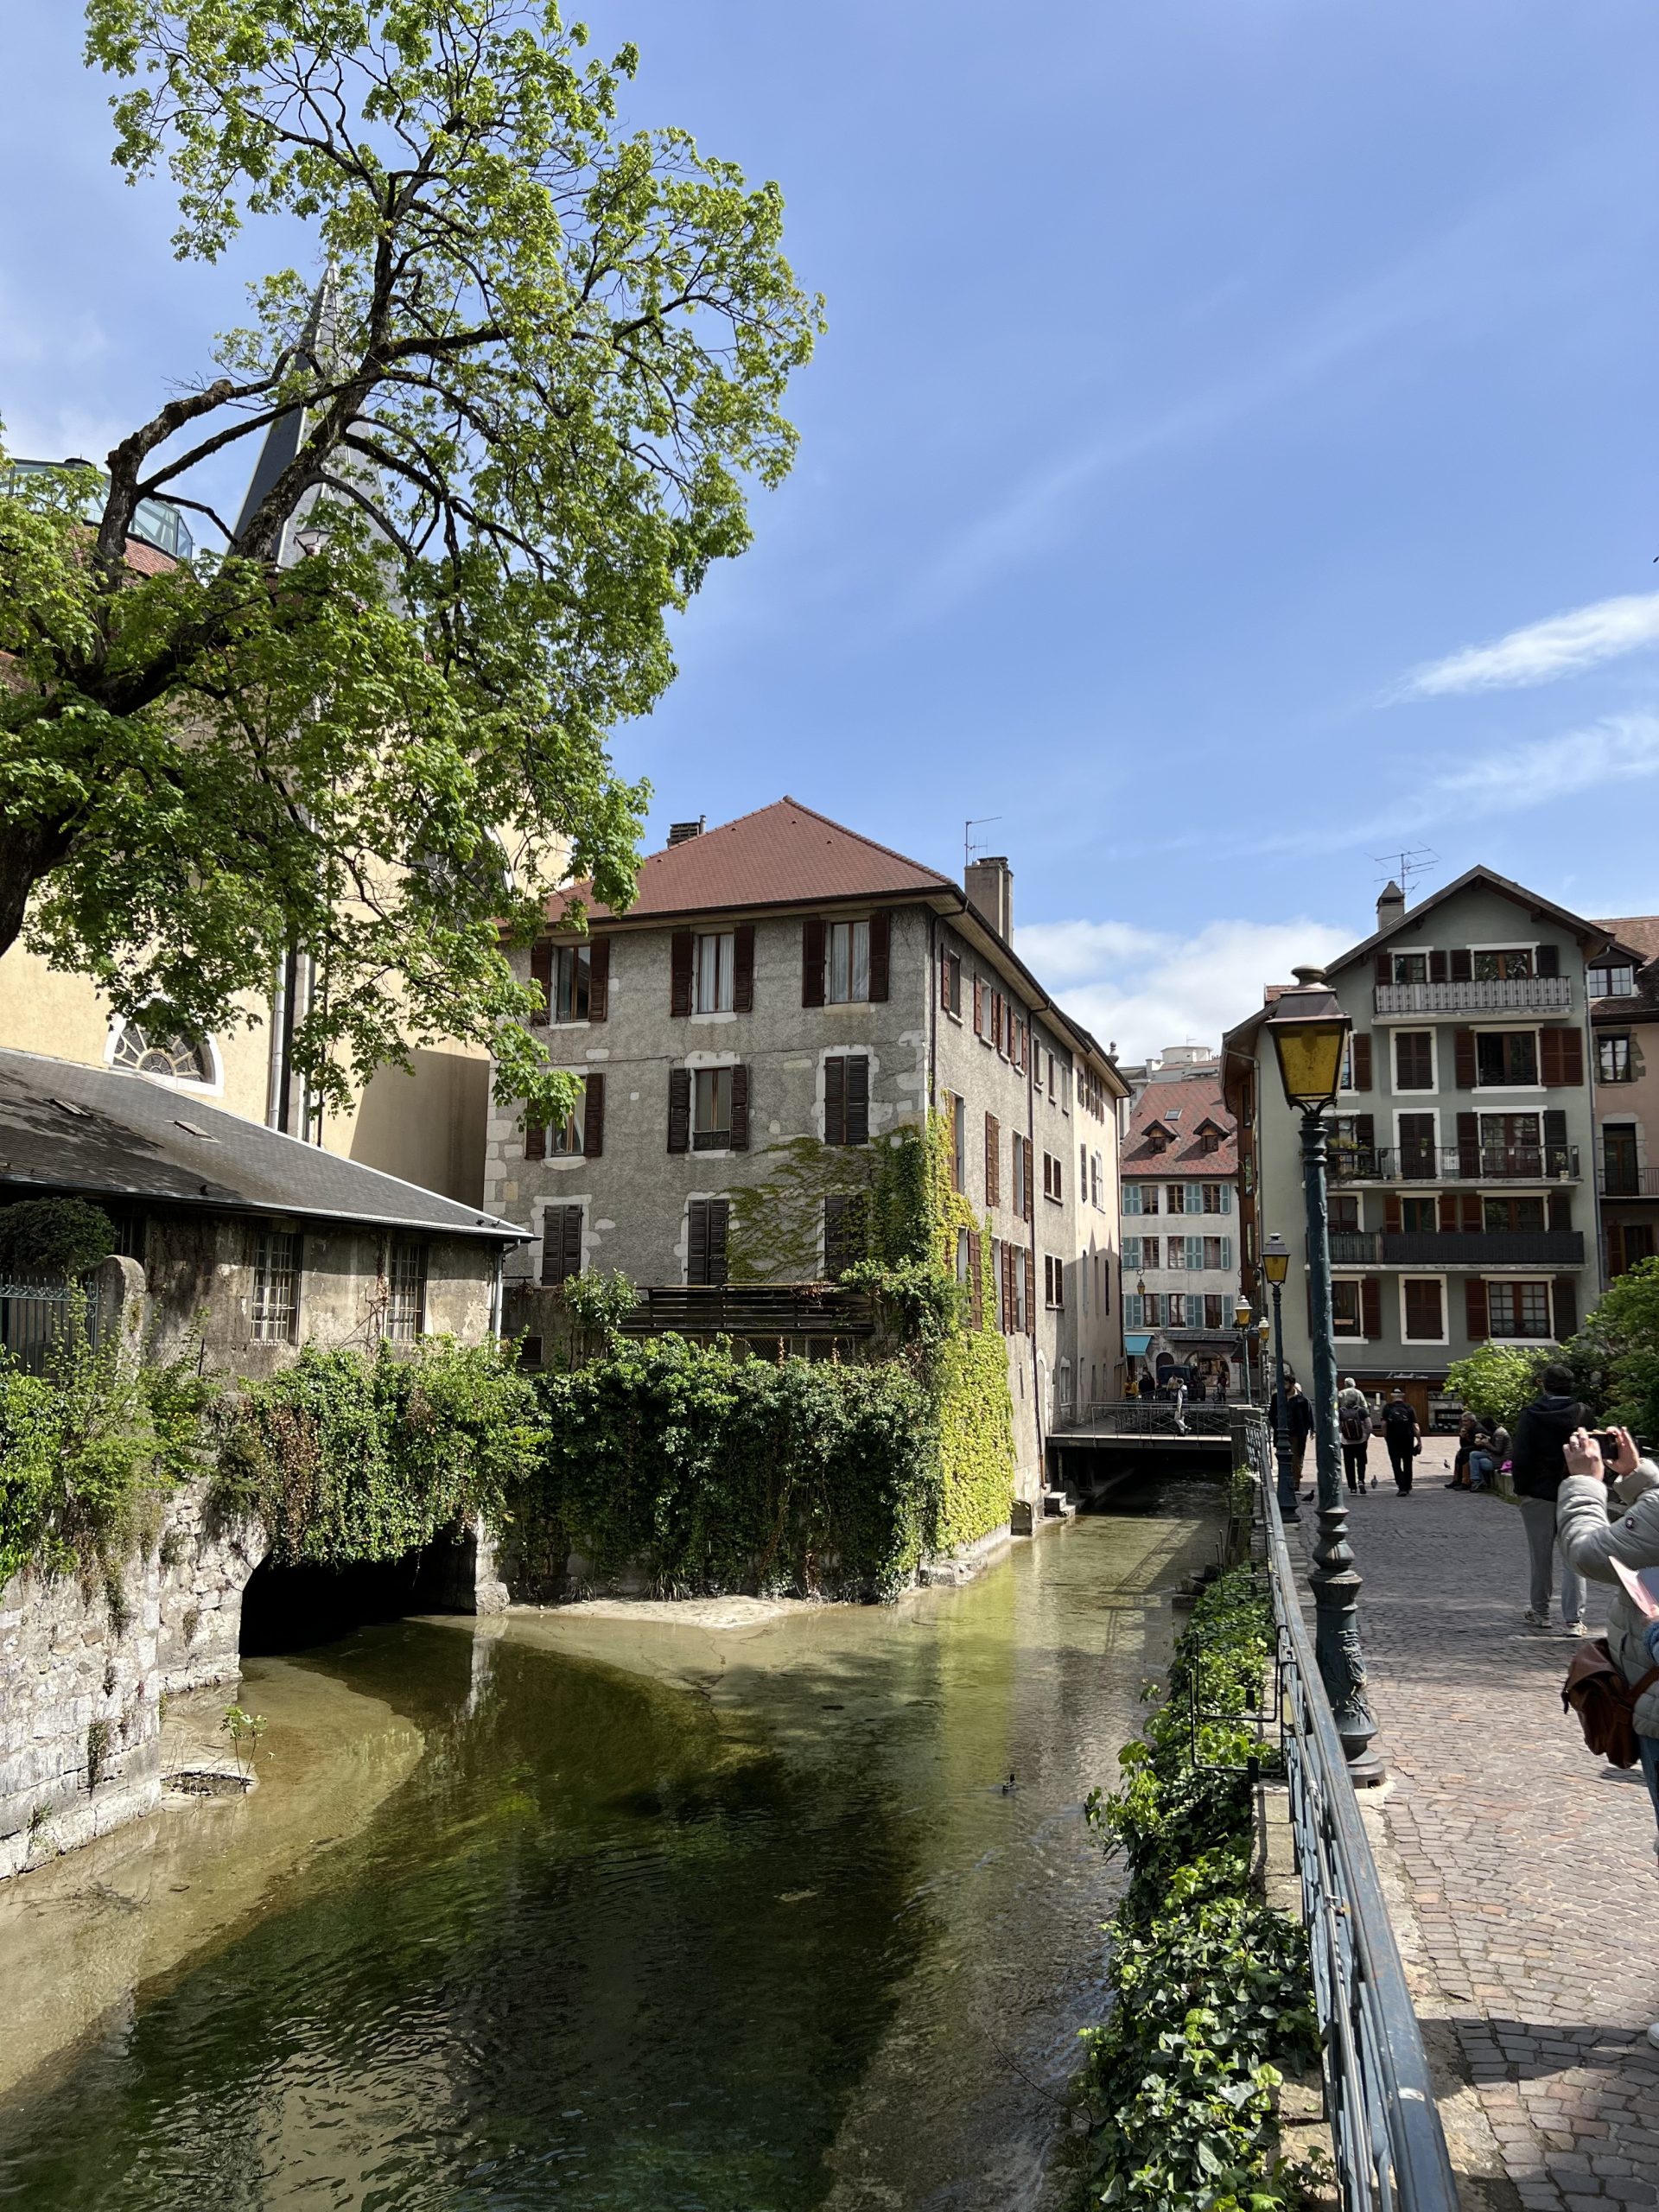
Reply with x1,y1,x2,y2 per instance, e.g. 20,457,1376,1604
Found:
1286,1390,1314,1443
1510,1393,1588,1502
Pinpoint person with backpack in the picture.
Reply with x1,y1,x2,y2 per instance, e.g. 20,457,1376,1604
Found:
1337,1376,1370,1495
1556,1423,1659,2051
1283,1379,1315,1497
1381,1389,1420,1493
1510,1362,1591,1634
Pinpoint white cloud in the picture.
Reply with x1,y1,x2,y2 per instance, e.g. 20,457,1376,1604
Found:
1017,915,1352,1065
1402,594,1659,696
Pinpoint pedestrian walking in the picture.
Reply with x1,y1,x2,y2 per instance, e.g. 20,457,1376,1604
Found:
1284,1379,1315,1497
1337,1376,1370,1495
1510,1362,1591,1634
1381,1389,1420,1493
1555,1424,1659,2051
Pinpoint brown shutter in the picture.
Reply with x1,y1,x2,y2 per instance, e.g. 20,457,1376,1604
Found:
1460,1193,1480,1232
1361,1277,1382,1340
845,1055,869,1145
733,924,754,1013
802,917,826,1007
688,1198,708,1282
991,991,1004,1057
1542,1108,1568,1161
1608,1223,1625,1277
564,1204,583,1275
985,1114,1001,1206
941,950,952,1010
1453,1029,1476,1088
1024,1249,1036,1337
1551,1276,1577,1338
667,1067,690,1153
583,1072,605,1159
1384,1192,1402,1234
1537,942,1560,978
1356,1113,1376,1156
969,1231,983,1329
824,1056,846,1146
587,938,610,1022
1450,948,1472,982
1456,1111,1479,1177
671,929,694,1017
1374,952,1390,985
1465,1278,1489,1341
1548,1189,1572,1231
1428,950,1448,984
1351,1033,1372,1090
708,1200,729,1285
1023,1136,1034,1221
530,941,553,1025
868,909,891,1002
973,974,983,1036
525,1116,545,1160
729,1064,749,1152
1438,1192,1458,1232
1539,1027,1562,1085
1554,1028,1583,1085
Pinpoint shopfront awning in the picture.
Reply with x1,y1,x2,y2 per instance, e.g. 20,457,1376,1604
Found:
1123,1332,1153,1355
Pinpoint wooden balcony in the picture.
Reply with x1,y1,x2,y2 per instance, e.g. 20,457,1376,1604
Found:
1372,976,1573,1020
618,1284,876,1338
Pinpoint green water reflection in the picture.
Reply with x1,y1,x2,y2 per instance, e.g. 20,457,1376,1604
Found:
0,1482,1222,2211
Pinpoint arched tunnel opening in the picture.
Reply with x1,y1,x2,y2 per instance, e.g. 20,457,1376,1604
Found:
238,1526,485,1656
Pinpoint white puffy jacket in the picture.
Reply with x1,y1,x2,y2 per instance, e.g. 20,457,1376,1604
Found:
1556,1459,1659,1741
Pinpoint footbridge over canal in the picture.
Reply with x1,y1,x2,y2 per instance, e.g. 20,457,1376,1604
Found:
1046,1401,1248,1505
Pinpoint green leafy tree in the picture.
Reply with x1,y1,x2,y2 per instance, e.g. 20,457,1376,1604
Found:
1443,1342,1540,1428
1,0,820,1122
1565,1255,1659,1440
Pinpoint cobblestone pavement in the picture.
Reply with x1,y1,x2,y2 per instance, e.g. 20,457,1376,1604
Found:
1316,1435,1659,2209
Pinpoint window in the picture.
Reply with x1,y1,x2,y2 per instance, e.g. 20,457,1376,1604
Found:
1598,1033,1634,1084
693,1067,733,1149
1484,1195,1546,1233
1614,1223,1656,1275
1487,1281,1551,1339
1047,1051,1057,1094
941,949,962,1019
1166,1183,1186,1214
1201,1184,1231,1215
693,931,734,1013
111,1023,213,1085
1472,948,1533,982
823,1193,867,1280
1122,1181,1157,1215
687,1198,729,1285
955,1226,971,1288
1144,1293,1162,1326
1398,1113,1437,1178
251,1228,300,1341
1332,1281,1363,1338
1090,1152,1103,1208
826,918,870,1003
1329,1195,1359,1232
540,1204,583,1287
1476,1031,1537,1086
1202,1236,1228,1269
1033,1046,1044,1091
1141,1236,1161,1268
1395,1031,1433,1090
1044,1254,1064,1309
549,1079,587,1155
1043,1152,1062,1202
1588,962,1636,998
946,1091,965,1192
1391,951,1428,985
385,1243,428,1339
1400,1196,1438,1234
823,1055,870,1146
1204,1294,1224,1329
1402,1278,1444,1342
1011,1134,1031,1220
1604,1124,1640,1196
1166,1292,1187,1326
1478,1111,1540,1170
551,944,590,1021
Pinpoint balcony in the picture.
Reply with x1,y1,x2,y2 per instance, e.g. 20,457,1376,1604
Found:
619,1284,875,1338
1327,1143,1580,1185
1599,1166,1659,1199
1325,1230,1584,1269
1372,976,1573,1020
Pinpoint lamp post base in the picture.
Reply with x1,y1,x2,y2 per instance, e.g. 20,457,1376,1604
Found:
1308,1497,1387,1786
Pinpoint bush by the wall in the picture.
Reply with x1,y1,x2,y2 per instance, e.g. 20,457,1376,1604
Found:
529,1337,938,1599
0,1197,116,1281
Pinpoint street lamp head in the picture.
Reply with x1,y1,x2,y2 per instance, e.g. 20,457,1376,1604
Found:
1265,964,1351,1110
1262,1232,1290,1287
1255,1317,1271,1342
1233,1295,1253,1329
1135,1275,1147,1299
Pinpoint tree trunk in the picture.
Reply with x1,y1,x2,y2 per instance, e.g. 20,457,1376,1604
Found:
0,820,69,962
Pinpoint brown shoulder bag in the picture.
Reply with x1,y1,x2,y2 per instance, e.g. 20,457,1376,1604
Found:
1561,1638,1659,1770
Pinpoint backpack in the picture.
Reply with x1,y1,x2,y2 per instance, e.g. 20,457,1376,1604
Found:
1339,1408,1368,1444
1383,1401,1415,1438
1561,1638,1659,1769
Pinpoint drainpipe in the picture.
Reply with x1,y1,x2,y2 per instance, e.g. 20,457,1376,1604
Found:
490,1246,505,1341
265,955,289,1129
1027,1020,1044,1484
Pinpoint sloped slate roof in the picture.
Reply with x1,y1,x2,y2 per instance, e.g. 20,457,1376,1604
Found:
1121,1075,1239,1179
0,1049,523,1241
550,797,953,923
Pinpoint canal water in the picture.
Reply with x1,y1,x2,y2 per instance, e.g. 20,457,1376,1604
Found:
0,1478,1224,2211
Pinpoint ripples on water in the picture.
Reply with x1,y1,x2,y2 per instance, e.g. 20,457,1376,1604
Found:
0,1476,1224,2211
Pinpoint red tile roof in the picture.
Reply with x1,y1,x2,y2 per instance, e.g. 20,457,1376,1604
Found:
1122,1074,1239,1179
1594,915,1659,968
124,537,177,575
550,796,953,923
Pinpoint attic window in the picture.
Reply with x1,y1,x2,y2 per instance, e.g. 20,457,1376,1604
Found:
173,1118,217,1141
1164,1109,1183,1122
1144,1125,1170,1151
51,1098,90,1119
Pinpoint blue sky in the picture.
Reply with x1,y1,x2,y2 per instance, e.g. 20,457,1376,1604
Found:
4,2,1658,1055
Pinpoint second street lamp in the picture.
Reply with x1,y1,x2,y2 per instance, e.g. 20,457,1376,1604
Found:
1260,1235,1296,1522
1233,1294,1254,1405
1264,966,1384,1785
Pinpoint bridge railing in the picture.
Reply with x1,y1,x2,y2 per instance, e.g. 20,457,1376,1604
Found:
1238,1410,1459,2212
1074,1399,1235,1436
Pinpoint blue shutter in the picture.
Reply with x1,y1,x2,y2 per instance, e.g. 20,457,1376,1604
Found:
1124,1183,1141,1217
1186,1182,1204,1214
1220,1185,1233,1214
1220,1237,1232,1270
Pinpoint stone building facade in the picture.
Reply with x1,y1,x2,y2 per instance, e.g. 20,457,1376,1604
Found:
1116,1057,1246,1398
1587,915,1659,1282
486,799,1128,1510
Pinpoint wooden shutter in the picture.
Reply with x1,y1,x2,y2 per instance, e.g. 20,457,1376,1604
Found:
1438,1192,1458,1232
801,917,826,1007
991,991,1004,1057
708,1200,729,1285
730,1064,750,1152
868,910,891,1002
1374,952,1390,985
1542,1108,1567,1160
587,938,610,1022
1024,1249,1036,1337
1453,1029,1475,1088
1551,1277,1577,1338
1356,1113,1376,1158
1537,943,1560,978
1450,948,1472,982
824,1056,846,1146
972,974,983,1036
688,1198,708,1283
671,929,694,1017
525,1116,545,1160
969,1232,983,1329
1428,950,1448,984
941,949,953,1010
985,1114,1001,1206
1539,1027,1562,1085
1361,1277,1382,1339
583,1072,606,1159
667,1067,690,1153
1351,1034,1372,1090
1543,1027,1583,1085
1456,1111,1478,1177
845,1055,869,1145
1384,1192,1402,1234
733,924,754,1013
530,941,553,1025
541,1205,580,1286
1548,1190,1572,1231
1460,1193,1480,1232
1465,1278,1489,1341
1608,1222,1625,1277
1023,1137,1034,1221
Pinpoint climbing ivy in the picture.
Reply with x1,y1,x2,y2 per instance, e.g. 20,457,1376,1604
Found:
0,1197,116,1280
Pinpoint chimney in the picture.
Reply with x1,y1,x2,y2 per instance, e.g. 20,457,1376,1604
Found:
667,816,705,848
964,855,1013,941
1376,879,1405,931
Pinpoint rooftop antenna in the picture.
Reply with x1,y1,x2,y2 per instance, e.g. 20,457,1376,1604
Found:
1370,846,1439,900
964,817,1002,877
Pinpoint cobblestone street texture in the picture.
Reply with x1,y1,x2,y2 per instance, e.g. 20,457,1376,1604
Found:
1292,1435,1659,2209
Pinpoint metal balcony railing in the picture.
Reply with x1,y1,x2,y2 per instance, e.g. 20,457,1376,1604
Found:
1324,1230,1583,1268
1372,976,1573,1019
619,1285,874,1338
1599,1164,1659,1198
1327,1143,1579,1185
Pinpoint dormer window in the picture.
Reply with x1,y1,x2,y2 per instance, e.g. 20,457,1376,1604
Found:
1588,961,1636,998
